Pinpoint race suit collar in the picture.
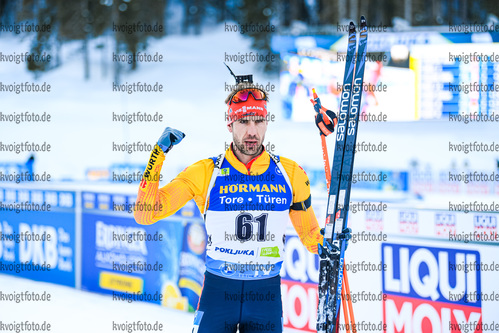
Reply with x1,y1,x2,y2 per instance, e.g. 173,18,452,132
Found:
226,143,269,176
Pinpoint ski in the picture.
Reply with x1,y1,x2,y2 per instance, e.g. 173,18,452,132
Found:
316,16,368,333
329,16,368,333
316,21,357,333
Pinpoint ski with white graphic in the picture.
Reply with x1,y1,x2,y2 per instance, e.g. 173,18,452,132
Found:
329,16,368,333
316,16,368,333
316,20,357,333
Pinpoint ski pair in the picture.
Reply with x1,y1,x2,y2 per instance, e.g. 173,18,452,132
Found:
315,16,368,333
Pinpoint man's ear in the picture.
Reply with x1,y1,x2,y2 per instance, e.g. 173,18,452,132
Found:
227,123,233,133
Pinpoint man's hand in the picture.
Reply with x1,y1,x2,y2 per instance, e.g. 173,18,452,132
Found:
310,98,338,137
318,238,339,259
317,227,352,259
157,127,185,154
337,227,352,248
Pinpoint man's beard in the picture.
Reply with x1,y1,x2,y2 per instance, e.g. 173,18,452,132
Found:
233,135,264,157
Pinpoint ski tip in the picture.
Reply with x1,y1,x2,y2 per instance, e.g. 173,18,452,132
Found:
349,21,355,33
360,16,366,27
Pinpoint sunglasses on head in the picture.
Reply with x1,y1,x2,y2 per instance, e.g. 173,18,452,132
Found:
229,89,267,104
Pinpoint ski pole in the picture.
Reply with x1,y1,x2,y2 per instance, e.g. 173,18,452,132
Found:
312,87,342,333
312,88,332,214
343,268,357,333
341,282,350,333
313,88,333,333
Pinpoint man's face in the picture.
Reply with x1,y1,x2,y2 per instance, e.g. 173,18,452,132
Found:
228,116,267,157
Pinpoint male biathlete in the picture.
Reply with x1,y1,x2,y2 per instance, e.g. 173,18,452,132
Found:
134,72,349,333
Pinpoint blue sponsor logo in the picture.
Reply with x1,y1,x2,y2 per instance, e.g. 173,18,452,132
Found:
214,247,255,256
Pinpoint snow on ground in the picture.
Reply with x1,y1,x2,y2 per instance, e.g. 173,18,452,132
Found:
0,274,195,333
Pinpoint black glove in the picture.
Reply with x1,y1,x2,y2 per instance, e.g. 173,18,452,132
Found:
315,109,338,136
310,96,338,136
318,238,339,259
317,227,352,259
337,227,352,249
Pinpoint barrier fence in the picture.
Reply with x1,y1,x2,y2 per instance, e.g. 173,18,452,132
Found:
1,183,498,332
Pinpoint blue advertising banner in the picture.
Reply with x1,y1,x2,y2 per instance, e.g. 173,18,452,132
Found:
0,187,76,287
81,191,206,311
382,243,482,332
